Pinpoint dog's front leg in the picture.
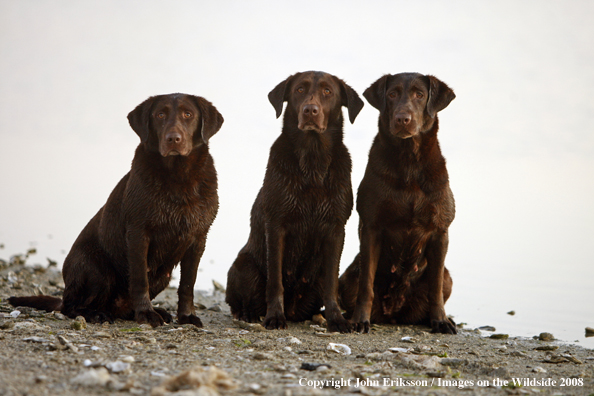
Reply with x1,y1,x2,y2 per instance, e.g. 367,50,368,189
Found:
425,230,457,334
263,223,287,329
177,239,206,327
321,228,352,333
351,226,381,333
127,229,164,327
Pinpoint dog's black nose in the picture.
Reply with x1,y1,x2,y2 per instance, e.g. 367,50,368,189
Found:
303,104,320,116
394,114,411,125
166,132,183,144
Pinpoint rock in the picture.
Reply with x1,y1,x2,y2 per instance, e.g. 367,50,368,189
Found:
532,366,547,373
510,351,528,358
9,310,20,318
71,316,87,330
397,354,442,370
22,336,50,343
440,358,467,368
327,343,351,355
400,336,416,343
561,354,583,364
507,310,516,315
150,366,237,396
212,280,225,293
252,352,274,360
300,363,331,371
232,319,266,332
0,320,15,330
106,361,131,373
277,336,302,345
585,327,594,337
538,332,554,341
535,345,558,351
489,334,509,340
388,347,411,353
70,368,115,387
478,326,496,332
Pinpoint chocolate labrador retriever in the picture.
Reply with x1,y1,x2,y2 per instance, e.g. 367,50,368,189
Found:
339,73,457,334
9,94,223,328
226,71,363,333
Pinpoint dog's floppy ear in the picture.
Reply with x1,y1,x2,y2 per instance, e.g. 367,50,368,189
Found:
426,75,455,118
363,74,390,112
127,96,156,143
193,96,224,144
338,80,364,124
268,74,295,119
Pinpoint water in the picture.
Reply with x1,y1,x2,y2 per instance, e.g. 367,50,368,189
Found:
1,1,593,348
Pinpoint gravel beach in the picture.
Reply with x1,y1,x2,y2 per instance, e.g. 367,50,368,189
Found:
1,255,592,396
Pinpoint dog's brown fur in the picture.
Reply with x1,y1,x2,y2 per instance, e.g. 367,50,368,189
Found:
226,71,364,333
9,94,223,328
339,73,457,334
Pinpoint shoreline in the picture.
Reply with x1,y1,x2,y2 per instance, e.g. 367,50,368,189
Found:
1,259,593,395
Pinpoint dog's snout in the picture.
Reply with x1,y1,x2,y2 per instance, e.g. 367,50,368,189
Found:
394,113,412,126
166,131,183,144
303,104,320,116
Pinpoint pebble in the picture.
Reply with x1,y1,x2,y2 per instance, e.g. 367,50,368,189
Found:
106,361,131,373
72,316,87,330
440,358,466,368
0,320,15,330
388,347,411,353
478,326,496,332
489,334,509,340
538,332,555,341
10,310,20,318
535,345,558,351
277,336,302,345
532,366,547,373
400,336,416,343
585,327,594,337
23,336,50,343
507,310,516,315
253,352,274,360
327,343,351,355
510,351,528,358
70,368,114,387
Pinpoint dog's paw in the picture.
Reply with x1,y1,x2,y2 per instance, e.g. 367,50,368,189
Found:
153,307,173,323
136,309,165,328
352,320,370,334
327,316,352,333
431,317,457,334
178,314,203,327
263,312,287,330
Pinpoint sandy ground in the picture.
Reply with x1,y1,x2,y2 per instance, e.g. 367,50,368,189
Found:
1,256,593,396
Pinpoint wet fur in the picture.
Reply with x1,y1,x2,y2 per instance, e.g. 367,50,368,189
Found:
339,73,457,334
9,94,223,327
226,71,364,333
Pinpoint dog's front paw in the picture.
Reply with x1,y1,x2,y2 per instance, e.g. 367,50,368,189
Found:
350,308,371,333
263,311,287,330
178,314,203,327
136,309,165,328
327,316,352,333
153,307,173,323
431,317,457,334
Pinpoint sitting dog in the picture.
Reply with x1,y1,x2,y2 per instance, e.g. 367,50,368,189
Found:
9,93,223,327
226,71,364,333
339,73,457,334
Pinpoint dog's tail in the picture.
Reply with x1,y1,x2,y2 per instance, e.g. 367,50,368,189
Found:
8,295,63,312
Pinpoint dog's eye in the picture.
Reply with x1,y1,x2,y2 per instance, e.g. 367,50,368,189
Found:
415,91,424,99
388,92,397,99
296,87,304,94
156,112,166,119
183,111,192,119
323,88,332,95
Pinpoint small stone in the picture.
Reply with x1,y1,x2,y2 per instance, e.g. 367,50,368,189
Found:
94,331,112,338
400,336,416,343
212,280,225,293
510,351,528,357
327,343,351,355
72,316,87,330
478,326,496,332
388,347,411,353
300,363,331,371
119,355,135,363
0,320,15,330
561,354,583,364
23,336,50,343
70,368,114,387
53,312,66,320
507,310,516,315
316,365,329,372
490,334,509,340
252,352,273,360
532,366,547,373
535,345,558,351
10,310,20,318
207,304,221,312
538,332,554,341
441,358,466,368
106,361,131,373
277,336,302,345
585,327,594,337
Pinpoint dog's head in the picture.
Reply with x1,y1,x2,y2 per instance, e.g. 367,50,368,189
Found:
127,94,224,157
268,71,364,133
363,73,455,139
